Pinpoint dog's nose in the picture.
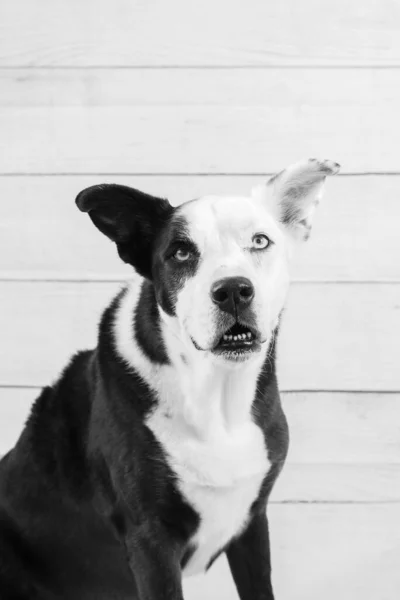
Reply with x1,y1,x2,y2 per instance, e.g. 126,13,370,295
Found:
211,277,255,316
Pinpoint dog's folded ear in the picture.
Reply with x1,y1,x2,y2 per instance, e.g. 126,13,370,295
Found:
254,158,340,241
76,184,173,279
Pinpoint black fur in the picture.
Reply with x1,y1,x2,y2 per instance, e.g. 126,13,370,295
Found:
76,184,174,280
134,281,170,364
152,214,201,316
0,292,200,599
0,185,289,599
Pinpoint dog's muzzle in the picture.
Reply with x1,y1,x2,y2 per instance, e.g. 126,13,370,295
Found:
208,277,260,359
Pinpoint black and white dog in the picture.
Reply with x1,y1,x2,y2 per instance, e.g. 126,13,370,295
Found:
0,158,339,599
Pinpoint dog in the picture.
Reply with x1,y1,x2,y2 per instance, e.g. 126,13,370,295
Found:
0,158,339,599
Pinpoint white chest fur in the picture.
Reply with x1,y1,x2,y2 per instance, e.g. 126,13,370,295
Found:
114,283,271,575
146,391,270,576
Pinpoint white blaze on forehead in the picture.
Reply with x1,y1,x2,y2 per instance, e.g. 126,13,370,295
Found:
177,194,285,253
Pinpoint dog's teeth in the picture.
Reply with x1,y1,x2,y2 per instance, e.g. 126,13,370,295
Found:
234,336,238,341
223,335,228,340
247,332,252,339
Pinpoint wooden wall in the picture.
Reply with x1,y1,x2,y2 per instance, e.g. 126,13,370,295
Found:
0,1,399,598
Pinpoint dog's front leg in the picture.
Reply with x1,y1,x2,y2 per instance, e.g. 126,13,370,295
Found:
124,528,184,600
226,510,275,600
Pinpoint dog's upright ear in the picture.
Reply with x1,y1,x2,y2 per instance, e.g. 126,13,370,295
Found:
76,184,173,279
254,158,340,241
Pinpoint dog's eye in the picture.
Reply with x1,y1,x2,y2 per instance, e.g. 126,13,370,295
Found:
251,234,270,250
173,247,192,262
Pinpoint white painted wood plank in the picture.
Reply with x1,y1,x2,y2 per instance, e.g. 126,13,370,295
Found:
0,282,398,391
2,68,399,174
282,392,400,464
0,175,397,282
0,389,32,454
0,102,396,174
280,284,400,391
1,388,400,502
0,0,400,66
0,282,118,387
184,504,400,600
1,68,399,108
274,463,400,504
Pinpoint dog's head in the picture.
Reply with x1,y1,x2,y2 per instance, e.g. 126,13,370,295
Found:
76,158,339,366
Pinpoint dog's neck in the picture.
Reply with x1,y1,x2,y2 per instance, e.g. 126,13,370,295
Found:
113,279,269,437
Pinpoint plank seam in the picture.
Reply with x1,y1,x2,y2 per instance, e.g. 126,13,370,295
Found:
3,65,400,70
2,172,400,177
1,384,399,394
282,389,400,394
269,499,400,505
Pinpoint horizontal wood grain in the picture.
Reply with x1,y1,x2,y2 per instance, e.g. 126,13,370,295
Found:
0,280,398,391
0,175,397,282
2,68,400,107
0,388,32,453
1,388,400,502
0,110,394,176
185,504,400,600
275,463,400,504
0,105,356,174
0,0,399,67
283,392,400,465
2,67,400,173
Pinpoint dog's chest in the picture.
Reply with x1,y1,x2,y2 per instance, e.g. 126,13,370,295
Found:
146,401,270,576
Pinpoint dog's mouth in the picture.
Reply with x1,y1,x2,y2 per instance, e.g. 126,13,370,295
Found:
212,322,260,357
